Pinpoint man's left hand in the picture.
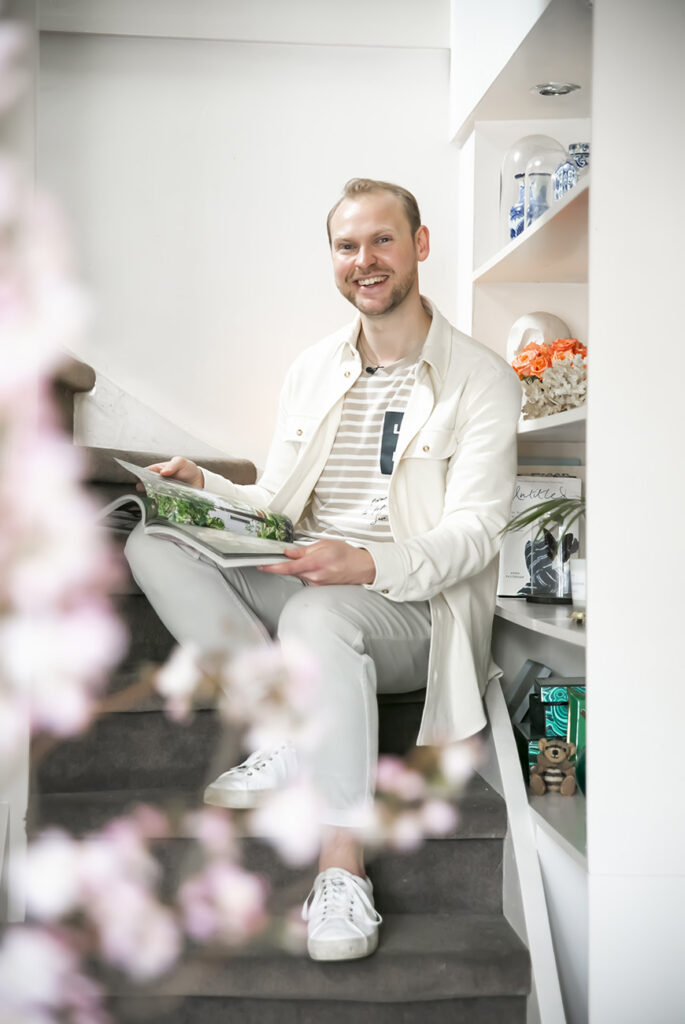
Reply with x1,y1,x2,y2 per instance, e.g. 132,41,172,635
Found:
259,539,376,586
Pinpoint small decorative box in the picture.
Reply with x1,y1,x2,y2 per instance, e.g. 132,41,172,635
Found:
567,686,587,752
529,694,569,738
533,677,585,703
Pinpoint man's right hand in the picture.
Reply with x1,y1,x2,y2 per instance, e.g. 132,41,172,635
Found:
145,456,204,489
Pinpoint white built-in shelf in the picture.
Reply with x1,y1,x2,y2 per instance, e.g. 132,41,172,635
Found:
452,0,592,143
495,599,586,648
473,178,589,284
530,791,587,868
517,404,586,443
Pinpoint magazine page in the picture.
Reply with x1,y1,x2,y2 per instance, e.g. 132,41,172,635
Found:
97,492,151,533
145,520,292,566
115,458,294,542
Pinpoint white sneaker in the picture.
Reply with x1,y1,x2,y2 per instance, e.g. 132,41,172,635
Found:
203,744,298,809
302,867,382,961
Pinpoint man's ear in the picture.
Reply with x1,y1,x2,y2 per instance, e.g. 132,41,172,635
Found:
415,225,430,263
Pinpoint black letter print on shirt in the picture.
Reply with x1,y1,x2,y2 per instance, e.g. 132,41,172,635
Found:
380,411,404,475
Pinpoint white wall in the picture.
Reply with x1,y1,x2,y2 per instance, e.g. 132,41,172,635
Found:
37,2,456,466
587,0,685,1018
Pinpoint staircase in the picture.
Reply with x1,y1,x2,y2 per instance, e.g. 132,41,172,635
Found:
28,399,531,1021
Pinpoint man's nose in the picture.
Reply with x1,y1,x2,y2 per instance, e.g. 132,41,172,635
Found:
355,245,376,268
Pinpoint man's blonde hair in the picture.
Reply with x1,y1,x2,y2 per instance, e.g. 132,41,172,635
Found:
326,178,422,243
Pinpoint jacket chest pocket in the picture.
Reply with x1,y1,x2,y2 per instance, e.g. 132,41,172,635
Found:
282,414,322,465
401,428,457,463
283,414,320,445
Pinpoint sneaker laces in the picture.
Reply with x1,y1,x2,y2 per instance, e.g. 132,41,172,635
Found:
230,745,288,777
302,870,382,931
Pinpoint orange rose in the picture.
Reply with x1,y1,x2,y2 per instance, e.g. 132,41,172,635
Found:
512,342,548,379
528,351,553,377
549,338,578,355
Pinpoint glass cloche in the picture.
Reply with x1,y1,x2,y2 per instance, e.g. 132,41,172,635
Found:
500,135,565,244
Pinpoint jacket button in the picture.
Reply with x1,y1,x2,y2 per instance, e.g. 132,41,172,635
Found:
422,444,430,452
381,589,389,595
344,371,351,377
296,428,303,436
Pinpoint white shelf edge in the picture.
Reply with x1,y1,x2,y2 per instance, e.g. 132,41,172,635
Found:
495,600,586,647
517,404,587,441
472,177,590,283
530,792,587,868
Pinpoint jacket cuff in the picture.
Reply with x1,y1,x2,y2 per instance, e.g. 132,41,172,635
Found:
361,540,409,599
197,467,238,499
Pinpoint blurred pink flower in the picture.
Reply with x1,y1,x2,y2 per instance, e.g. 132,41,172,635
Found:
0,925,108,1024
0,603,126,736
439,742,477,787
80,820,161,895
250,780,322,866
155,643,204,721
221,639,322,753
93,881,180,981
23,829,82,921
180,860,267,946
376,755,426,801
183,807,235,856
387,811,425,852
420,798,458,837
130,803,170,841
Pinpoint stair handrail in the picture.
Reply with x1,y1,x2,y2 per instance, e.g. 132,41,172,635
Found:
485,677,567,1024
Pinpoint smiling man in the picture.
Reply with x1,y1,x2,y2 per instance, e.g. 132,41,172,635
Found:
125,178,522,962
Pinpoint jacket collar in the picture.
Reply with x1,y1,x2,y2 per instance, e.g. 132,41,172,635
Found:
339,296,451,384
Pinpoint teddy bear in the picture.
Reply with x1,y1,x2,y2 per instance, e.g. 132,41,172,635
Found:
530,737,577,796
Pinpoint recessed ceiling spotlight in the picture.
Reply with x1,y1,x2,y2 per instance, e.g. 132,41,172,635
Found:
531,82,581,97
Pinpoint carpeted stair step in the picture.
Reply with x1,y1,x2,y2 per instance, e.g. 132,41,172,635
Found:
110,993,527,1024
34,686,430,795
107,913,529,1024
30,771,506,839
34,710,224,794
29,774,508,916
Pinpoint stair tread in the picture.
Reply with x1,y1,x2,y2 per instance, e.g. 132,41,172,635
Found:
113,913,529,1003
32,772,506,840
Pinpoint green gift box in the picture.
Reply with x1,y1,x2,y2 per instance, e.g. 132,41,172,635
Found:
567,686,587,752
534,677,585,703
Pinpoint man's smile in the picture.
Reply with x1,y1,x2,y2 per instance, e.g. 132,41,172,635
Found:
354,275,389,289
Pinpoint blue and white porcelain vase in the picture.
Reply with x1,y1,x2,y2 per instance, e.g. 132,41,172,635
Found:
552,157,577,200
569,142,590,176
524,139,567,226
509,174,525,238
526,172,551,226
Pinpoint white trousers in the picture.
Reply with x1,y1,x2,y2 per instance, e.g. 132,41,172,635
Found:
125,524,431,825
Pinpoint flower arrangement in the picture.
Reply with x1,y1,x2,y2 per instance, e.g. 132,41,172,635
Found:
512,337,587,419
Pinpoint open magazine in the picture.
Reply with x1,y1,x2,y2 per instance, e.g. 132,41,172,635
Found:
99,458,296,568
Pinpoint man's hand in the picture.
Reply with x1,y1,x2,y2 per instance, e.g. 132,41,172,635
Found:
145,456,204,489
259,539,376,587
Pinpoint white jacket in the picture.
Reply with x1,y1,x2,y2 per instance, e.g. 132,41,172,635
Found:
203,300,522,744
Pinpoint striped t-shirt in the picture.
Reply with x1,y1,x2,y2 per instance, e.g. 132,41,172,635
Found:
297,352,417,545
